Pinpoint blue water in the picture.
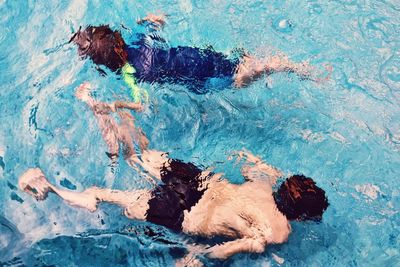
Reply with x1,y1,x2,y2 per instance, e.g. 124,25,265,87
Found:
1,0,399,266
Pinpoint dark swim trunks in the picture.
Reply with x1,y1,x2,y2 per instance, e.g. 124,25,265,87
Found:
126,35,238,93
146,159,209,231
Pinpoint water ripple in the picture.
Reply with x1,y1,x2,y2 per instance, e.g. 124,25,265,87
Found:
380,52,400,92
1,0,400,266
358,15,398,46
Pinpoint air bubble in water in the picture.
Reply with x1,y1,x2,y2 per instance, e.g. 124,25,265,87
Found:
273,17,294,33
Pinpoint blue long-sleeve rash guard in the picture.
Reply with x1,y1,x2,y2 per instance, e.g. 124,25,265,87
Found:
126,35,238,93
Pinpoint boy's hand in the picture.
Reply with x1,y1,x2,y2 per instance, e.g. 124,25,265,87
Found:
137,13,167,28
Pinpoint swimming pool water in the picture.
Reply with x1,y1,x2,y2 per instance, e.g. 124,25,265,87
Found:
0,0,399,266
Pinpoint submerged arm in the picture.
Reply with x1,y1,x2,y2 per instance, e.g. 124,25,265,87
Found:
137,13,167,29
235,150,283,185
206,238,266,259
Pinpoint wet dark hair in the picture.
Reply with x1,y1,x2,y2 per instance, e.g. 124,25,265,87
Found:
273,175,329,221
70,25,128,71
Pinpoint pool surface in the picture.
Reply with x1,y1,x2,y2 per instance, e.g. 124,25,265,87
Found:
1,0,399,266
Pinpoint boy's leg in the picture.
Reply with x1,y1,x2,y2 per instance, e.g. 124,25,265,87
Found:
234,55,266,87
19,168,151,220
234,54,317,87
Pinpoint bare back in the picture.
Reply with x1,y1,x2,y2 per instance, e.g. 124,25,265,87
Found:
182,179,291,244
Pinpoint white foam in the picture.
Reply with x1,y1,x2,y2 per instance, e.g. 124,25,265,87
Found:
179,0,193,13
330,131,348,144
301,129,325,143
355,183,381,200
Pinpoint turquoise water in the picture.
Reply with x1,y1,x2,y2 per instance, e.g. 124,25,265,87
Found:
1,0,399,266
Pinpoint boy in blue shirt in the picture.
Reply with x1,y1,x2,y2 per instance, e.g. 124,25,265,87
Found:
70,14,317,103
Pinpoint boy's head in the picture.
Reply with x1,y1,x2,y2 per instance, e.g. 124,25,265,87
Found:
70,25,128,71
274,175,329,221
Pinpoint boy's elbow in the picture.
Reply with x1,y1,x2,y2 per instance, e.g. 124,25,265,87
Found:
249,239,266,254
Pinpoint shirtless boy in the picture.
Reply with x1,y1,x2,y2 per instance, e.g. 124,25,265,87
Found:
19,83,329,261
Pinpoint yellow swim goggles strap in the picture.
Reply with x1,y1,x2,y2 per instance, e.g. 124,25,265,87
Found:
122,63,149,103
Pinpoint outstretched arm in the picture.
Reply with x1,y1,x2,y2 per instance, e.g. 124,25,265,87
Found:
19,168,151,220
